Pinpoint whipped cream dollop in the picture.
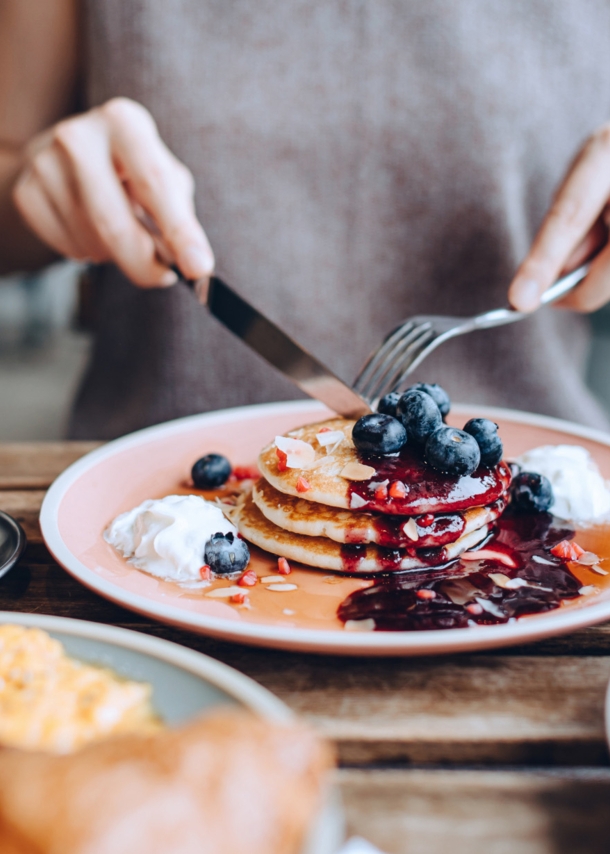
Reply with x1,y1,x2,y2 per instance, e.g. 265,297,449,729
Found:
515,445,610,524
104,494,237,582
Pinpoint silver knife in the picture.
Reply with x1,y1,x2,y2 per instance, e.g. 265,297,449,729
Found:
185,274,371,419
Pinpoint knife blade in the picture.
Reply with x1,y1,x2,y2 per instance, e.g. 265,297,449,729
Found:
188,274,371,419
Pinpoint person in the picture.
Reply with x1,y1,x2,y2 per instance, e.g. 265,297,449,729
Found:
1,0,610,439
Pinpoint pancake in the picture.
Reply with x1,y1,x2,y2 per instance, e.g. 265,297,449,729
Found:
230,491,490,574
258,418,512,515
252,477,505,548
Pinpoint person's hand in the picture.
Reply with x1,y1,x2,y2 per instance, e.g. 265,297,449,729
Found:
12,97,214,287
508,123,610,313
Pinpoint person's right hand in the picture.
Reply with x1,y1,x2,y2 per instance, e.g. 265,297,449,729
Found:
12,97,214,287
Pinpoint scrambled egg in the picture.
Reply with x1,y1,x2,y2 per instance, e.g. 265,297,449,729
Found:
0,625,161,753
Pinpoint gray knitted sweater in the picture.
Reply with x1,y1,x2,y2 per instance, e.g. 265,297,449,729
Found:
71,0,610,438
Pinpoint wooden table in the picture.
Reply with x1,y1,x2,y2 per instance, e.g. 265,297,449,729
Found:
2,442,610,853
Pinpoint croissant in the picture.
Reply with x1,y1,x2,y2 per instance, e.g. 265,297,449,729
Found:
0,709,332,854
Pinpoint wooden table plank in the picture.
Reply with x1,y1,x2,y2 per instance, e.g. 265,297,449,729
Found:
0,442,100,489
339,768,610,854
0,490,46,541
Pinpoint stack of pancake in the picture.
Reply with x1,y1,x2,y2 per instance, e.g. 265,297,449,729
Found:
233,418,512,574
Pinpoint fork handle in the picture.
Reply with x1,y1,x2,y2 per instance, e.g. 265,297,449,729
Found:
472,262,591,330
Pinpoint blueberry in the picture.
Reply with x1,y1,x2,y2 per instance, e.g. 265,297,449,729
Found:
425,426,481,476
377,392,401,418
192,454,232,488
204,531,250,575
352,413,407,455
463,418,503,467
405,383,451,417
511,472,554,513
398,390,442,445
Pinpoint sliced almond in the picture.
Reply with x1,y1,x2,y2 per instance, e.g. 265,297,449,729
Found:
344,618,376,632
441,578,481,606
461,548,517,569
340,462,377,481
488,572,512,588
403,518,418,541
532,555,556,566
205,586,244,599
474,597,505,618
489,573,529,590
274,435,316,469
350,492,368,509
591,565,609,576
576,551,600,566
266,583,298,592
261,575,286,583
316,430,345,448
578,585,599,596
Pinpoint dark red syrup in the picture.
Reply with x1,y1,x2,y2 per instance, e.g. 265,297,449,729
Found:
338,510,582,630
340,541,452,572
344,498,506,549
348,446,511,515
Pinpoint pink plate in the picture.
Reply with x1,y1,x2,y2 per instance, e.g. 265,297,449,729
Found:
41,401,610,656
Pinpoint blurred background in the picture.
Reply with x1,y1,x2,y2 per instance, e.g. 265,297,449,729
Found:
2,265,610,441
0,265,90,440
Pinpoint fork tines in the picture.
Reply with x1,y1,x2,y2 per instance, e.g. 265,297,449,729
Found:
353,320,435,404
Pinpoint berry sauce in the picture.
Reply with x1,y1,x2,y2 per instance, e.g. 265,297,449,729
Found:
349,446,512,515
337,510,582,630
344,498,506,550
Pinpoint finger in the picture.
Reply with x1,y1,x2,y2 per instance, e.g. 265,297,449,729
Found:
13,167,83,259
555,241,610,312
101,98,214,279
28,145,109,262
560,216,608,273
53,115,178,287
509,124,610,311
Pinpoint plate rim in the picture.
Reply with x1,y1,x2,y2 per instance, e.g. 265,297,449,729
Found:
0,610,291,719
40,400,610,655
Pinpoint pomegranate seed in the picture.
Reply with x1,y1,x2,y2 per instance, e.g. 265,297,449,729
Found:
278,557,291,575
416,589,436,600
238,570,258,587
318,426,332,433
389,480,407,499
233,465,260,480
419,514,435,528
466,603,484,615
550,540,585,561
231,592,248,605
199,565,212,581
276,448,288,472
375,484,388,500
296,476,311,493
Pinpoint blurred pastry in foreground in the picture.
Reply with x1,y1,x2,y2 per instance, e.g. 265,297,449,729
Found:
0,709,332,854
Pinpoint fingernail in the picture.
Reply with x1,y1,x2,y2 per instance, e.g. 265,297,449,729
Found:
159,269,179,287
513,278,540,312
180,245,214,278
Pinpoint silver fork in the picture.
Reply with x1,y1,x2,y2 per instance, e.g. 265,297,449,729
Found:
353,263,590,406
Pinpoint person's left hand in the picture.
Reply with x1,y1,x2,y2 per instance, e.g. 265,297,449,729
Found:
508,123,610,313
